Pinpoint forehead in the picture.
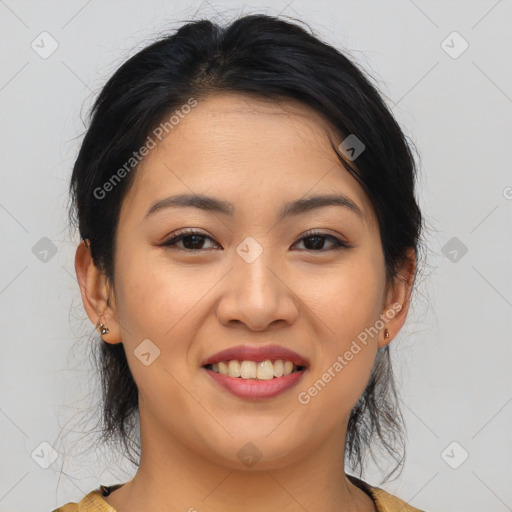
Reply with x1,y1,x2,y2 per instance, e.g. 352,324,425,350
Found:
121,93,377,229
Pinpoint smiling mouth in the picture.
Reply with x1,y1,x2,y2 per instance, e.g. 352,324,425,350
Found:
204,359,305,380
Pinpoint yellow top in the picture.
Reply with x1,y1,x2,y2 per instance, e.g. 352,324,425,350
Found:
52,474,425,511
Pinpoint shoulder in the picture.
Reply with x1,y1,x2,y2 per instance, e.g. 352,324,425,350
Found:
53,479,427,512
52,484,119,512
347,474,427,512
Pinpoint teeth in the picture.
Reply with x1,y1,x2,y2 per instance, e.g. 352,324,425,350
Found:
209,359,301,379
240,361,257,379
257,360,274,380
218,361,229,375
228,360,241,377
273,359,284,377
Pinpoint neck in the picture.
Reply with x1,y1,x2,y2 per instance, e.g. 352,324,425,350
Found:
105,407,375,512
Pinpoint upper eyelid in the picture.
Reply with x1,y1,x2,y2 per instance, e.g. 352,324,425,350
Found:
161,229,350,248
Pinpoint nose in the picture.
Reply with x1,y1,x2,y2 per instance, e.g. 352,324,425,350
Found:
215,249,300,332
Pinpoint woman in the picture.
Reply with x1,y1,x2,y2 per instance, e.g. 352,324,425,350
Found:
55,13,426,512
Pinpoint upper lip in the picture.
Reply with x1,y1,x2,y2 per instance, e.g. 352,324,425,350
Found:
201,344,309,368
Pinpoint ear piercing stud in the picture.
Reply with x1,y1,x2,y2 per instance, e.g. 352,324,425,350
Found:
98,323,109,335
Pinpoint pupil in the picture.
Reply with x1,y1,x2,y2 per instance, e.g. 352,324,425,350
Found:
184,235,203,249
306,236,324,250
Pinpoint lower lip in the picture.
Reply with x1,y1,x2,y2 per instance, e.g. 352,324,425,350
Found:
204,368,306,400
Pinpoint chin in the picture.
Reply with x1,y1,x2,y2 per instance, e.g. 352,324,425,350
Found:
195,431,309,471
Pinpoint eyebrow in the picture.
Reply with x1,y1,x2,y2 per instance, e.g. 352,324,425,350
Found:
144,193,366,223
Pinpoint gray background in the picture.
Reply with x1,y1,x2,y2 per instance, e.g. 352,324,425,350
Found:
1,1,511,511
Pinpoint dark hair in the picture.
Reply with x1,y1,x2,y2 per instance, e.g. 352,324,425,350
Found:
68,13,424,483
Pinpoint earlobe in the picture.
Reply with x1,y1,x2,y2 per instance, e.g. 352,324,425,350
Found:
74,239,122,344
378,248,417,348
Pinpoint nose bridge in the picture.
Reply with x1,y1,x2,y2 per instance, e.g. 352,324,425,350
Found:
233,238,281,304
215,235,298,330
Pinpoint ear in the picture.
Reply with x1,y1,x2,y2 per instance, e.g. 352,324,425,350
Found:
378,247,417,348
74,240,122,344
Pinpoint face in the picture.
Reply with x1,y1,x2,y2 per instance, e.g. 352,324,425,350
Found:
78,92,412,471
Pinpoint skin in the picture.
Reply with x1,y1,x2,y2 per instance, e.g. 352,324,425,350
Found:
75,92,416,512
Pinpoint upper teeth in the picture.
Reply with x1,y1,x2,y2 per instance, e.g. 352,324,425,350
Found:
211,360,298,380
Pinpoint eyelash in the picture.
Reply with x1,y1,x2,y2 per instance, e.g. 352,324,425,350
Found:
159,229,353,253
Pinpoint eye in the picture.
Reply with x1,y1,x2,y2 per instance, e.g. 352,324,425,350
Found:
291,230,353,252
160,229,220,251
160,229,352,253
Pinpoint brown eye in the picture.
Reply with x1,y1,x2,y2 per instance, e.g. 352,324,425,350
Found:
292,231,352,252
160,230,221,251
160,229,352,253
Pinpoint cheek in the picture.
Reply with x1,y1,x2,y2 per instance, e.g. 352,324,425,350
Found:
112,258,200,405
296,331,378,439
312,256,385,342
301,257,383,407
114,249,208,342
